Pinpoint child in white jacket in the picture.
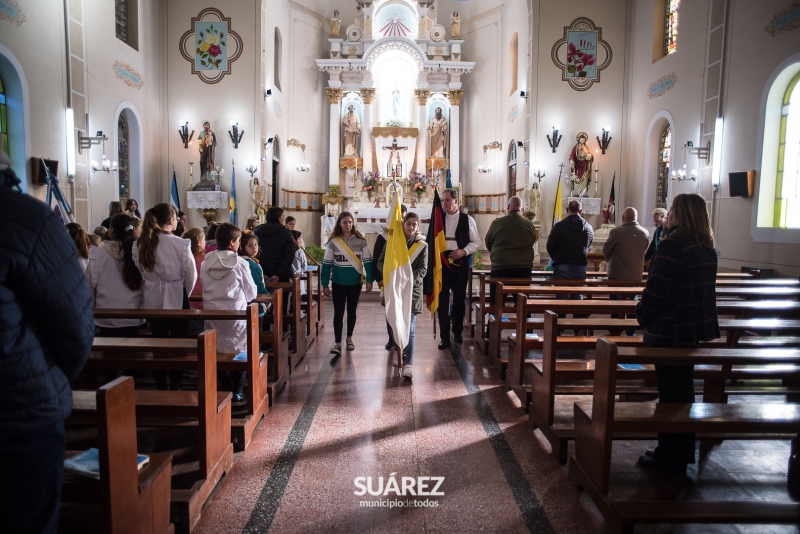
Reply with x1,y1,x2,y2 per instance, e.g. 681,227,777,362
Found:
201,223,257,406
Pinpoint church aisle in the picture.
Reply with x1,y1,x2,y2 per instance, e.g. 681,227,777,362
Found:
194,300,598,533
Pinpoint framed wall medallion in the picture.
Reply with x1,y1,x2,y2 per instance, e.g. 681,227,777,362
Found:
179,8,243,84
551,17,612,92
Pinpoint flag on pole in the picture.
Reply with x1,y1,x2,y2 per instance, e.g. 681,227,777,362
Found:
423,189,447,318
230,162,238,226
608,172,616,225
384,191,414,357
170,168,181,211
552,176,563,226
445,167,453,189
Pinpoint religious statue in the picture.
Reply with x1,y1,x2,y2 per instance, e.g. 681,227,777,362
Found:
528,182,541,223
429,107,448,158
382,138,407,175
342,104,361,157
450,12,461,39
602,202,615,225
568,132,594,197
198,121,217,178
250,177,267,221
330,10,341,37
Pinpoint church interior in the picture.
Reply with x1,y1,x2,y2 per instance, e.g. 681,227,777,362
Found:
4,0,800,532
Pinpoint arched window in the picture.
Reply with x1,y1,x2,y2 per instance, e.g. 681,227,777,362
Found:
657,123,671,208
775,71,800,228
117,113,129,201
0,74,7,154
115,0,138,49
274,28,282,92
509,32,518,97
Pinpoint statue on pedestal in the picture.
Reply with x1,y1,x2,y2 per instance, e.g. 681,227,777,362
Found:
450,12,461,39
250,177,267,222
568,132,593,197
428,107,448,158
198,121,217,178
330,10,341,37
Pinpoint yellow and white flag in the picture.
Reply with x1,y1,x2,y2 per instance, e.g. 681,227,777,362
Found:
384,192,413,355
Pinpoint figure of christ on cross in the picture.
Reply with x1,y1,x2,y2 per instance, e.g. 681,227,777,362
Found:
383,138,408,176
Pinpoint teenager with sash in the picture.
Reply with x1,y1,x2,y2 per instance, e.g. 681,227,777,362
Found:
321,211,373,355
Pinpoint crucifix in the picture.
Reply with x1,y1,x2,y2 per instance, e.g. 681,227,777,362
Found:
383,138,408,177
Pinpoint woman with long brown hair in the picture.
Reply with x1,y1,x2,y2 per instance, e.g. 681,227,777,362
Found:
636,193,719,474
321,211,373,355
66,222,90,272
133,203,197,390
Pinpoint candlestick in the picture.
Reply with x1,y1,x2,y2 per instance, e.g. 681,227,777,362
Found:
189,142,194,164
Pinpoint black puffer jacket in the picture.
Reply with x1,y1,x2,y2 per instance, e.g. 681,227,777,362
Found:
546,214,594,266
254,221,298,281
0,169,94,434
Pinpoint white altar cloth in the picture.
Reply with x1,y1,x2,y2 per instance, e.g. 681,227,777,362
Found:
187,191,229,209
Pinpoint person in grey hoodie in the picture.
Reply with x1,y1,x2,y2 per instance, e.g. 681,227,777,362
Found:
546,199,594,286
201,223,257,405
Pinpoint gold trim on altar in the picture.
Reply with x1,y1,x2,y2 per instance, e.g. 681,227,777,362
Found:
372,127,419,138
339,157,363,169
426,157,449,171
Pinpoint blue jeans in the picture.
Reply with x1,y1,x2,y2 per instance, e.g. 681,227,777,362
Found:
403,314,417,365
553,264,586,318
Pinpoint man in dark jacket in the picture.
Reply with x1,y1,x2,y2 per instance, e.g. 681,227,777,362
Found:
0,150,94,532
255,206,298,282
546,199,594,283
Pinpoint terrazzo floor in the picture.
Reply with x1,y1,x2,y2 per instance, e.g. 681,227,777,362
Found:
192,300,799,534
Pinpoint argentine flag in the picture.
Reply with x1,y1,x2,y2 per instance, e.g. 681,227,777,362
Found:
170,169,181,211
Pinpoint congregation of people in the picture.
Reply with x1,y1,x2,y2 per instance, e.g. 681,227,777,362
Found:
0,139,736,531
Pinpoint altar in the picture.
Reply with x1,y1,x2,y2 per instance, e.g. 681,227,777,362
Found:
187,190,229,225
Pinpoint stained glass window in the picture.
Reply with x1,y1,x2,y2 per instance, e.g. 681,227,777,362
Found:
665,0,679,56
0,76,7,155
775,71,800,228
657,123,671,209
118,114,129,201
115,0,128,43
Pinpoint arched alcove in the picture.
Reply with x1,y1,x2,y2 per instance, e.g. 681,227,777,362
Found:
272,134,281,207
0,44,31,189
114,102,143,205
641,110,675,218
507,140,518,201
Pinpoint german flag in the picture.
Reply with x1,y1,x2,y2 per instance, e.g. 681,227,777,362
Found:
423,189,447,317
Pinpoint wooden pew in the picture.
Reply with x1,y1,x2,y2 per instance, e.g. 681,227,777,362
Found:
266,278,308,368
61,376,173,534
94,300,275,451
255,291,289,404
76,331,232,534
570,340,800,533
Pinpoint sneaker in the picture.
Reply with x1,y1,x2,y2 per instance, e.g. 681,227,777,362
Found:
346,338,355,351
401,364,413,378
385,341,395,350
232,394,247,407
330,342,342,355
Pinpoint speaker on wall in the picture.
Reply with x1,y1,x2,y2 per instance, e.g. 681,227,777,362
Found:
729,170,755,198
30,157,59,185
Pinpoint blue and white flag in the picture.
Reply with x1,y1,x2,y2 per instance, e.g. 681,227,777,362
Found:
170,169,181,211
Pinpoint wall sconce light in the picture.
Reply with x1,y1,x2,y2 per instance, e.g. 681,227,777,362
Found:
245,163,258,180
478,164,491,174
228,121,244,149
519,90,527,99
523,161,530,167
90,137,118,173
178,121,194,149
517,140,526,149
532,167,546,183
265,88,272,98
479,141,501,174
265,137,274,149
597,127,612,154
296,163,311,172
547,125,562,153
287,138,309,172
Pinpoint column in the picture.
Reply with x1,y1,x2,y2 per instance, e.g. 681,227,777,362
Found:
359,88,376,173
414,89,430,174
326,87,343,186
447,90,464,185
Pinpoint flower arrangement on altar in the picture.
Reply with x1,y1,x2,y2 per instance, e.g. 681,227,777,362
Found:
522,207,536,221
409,171,431,200
359,171,381,200
210,166,225,182
382,119,406,128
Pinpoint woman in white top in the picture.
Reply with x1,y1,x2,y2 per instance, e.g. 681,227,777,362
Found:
87,213,144,336
133,203,197,390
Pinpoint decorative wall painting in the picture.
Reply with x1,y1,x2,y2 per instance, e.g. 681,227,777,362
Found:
179,8,243,84
551,18,612,92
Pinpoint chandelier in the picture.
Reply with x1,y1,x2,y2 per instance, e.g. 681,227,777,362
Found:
91,139,118,173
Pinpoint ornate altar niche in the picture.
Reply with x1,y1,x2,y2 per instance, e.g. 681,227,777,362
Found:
317,0,474,221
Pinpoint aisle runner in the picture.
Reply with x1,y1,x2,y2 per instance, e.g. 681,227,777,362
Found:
446,342,555,534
